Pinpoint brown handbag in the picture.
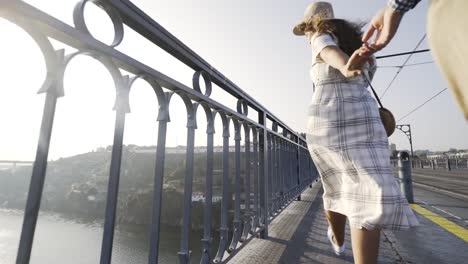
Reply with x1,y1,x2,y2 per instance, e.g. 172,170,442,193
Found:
364,76,396,137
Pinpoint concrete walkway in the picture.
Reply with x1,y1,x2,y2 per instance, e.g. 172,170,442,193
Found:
228,182,403,264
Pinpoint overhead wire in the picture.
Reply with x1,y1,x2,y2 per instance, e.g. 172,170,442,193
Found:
397,88,448,122
378,61,434,69
380,33,427,99
375,49,430,59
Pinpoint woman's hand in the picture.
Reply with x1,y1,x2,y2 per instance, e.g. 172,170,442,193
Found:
340,47,372,78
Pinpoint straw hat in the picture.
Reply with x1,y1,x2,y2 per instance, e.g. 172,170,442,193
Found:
293,2,335,36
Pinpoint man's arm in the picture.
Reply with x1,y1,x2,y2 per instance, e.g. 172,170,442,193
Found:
388,0,421,13
362,0,422,51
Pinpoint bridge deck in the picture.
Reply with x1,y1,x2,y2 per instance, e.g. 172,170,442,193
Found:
228,172,468,264
228,183,403,264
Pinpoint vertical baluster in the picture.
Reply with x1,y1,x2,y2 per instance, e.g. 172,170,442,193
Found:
283,140,286,205
308,155,312,184
278,137,284,209
284,140,291,204
100,108,127,264
99,71,132,264
214,114,230,262
304,149,307,186
276,138,281,209
258,113,268,238
296,141,301,201
274,136,281,212
301,149,304,188
284,141,292,203
241,123,251,241
286,142,289,201
200,109,214,264
250,127,259,234
178,102,197,264
291,142,295,200
271,135,277,214
228,120,242,251
17,92,58,264
305,153,308,186
148,117,169,264
146,87,170,264
267,133,273,218
290,142,293,198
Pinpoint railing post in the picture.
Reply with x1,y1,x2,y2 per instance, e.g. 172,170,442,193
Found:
213,113,230,263
148,90,170,264
200,116,215,264
267,133,273,217
250,127,260,234
446,158,452,171
308,157,313,188
268,134,278,214
240,123,251,242
297,138,301,202
398,151,414,203
279,138,285,208
177,104,197,264
228,120,241,252
258,112,268,239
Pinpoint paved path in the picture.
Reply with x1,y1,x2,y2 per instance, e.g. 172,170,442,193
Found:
228,168,468,264
228,182,403,264
396,168,468,197
384,182,468,264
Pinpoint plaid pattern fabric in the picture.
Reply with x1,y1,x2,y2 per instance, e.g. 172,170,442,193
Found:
305,34,419,230
388,0,421,12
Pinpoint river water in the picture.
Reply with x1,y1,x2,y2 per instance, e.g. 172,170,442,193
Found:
0,209,208,264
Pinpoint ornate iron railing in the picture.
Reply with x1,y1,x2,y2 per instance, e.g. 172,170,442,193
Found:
0,0,318,263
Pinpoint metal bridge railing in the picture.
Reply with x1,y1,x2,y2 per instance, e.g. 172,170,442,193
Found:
391,158,468,170
1,1,319,263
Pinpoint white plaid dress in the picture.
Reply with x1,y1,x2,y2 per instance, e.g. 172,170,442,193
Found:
306,34,419,230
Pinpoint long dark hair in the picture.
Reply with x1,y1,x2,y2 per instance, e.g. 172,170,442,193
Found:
302,18,366,56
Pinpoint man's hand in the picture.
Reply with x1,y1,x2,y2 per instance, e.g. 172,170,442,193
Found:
362,6,404,51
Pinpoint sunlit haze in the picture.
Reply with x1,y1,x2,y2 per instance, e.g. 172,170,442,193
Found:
1,0,467,161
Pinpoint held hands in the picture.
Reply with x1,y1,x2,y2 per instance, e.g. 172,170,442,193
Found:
362,6,404,51
340,47,372,78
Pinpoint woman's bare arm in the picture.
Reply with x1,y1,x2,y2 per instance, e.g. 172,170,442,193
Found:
319,46,371,78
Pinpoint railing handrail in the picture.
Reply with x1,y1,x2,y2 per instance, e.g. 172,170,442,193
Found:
109,0,303,140
1,0,307,147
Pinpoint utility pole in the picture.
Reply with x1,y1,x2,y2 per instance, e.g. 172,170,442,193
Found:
396,124,414,158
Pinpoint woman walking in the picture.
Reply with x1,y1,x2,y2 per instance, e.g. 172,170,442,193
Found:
293,2,419,264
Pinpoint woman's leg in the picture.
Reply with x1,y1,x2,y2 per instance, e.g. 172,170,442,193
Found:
350,228,381,264
325,210,346,245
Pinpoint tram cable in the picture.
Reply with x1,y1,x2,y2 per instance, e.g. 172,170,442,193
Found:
380,33,427,99
397,88,448,122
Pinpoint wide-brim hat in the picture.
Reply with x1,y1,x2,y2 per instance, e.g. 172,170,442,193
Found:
293,1,335,36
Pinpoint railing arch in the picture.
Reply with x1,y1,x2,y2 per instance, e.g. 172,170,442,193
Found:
0,1,320,263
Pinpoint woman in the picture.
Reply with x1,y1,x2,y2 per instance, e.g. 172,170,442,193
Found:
293,2,419,264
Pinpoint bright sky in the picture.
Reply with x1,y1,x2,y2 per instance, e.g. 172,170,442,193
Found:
1,0,467,161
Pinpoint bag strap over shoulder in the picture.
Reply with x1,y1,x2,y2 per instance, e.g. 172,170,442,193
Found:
364,75,384,109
